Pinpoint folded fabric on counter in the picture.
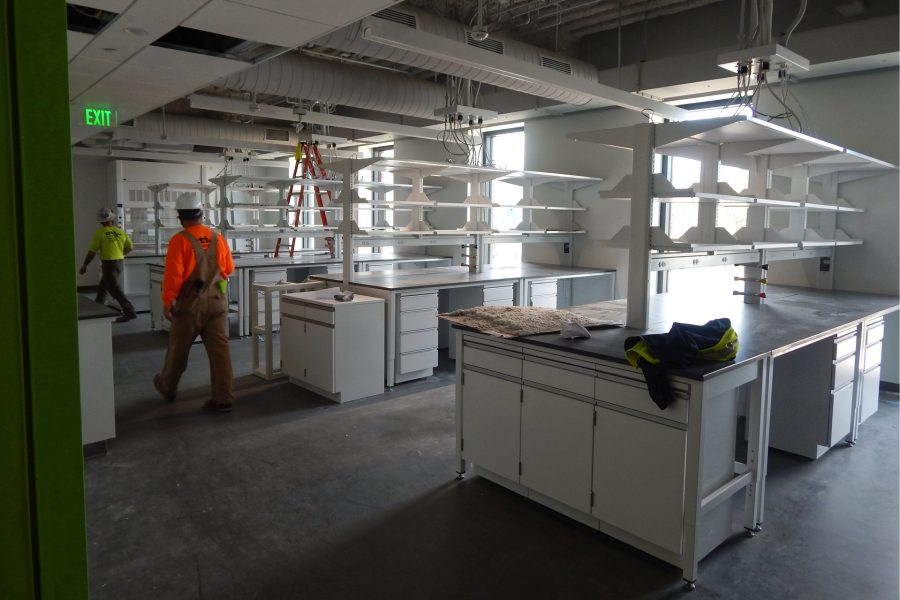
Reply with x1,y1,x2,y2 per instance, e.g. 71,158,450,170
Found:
440,305,622,338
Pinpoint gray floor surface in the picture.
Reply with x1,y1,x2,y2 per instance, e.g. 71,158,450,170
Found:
84,313,899,600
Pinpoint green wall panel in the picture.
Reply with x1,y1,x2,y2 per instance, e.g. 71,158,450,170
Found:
1,0,90,598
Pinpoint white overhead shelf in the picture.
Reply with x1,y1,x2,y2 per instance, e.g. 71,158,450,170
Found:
569,116,897,176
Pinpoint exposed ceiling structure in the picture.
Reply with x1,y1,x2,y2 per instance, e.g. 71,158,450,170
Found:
67,0,899,163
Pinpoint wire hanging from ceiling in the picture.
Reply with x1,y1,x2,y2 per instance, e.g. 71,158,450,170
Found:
721,0,810,133
437,75,485,165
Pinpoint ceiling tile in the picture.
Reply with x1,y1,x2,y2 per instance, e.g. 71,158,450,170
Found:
67,30,93,61
185,0,331,47
231,0,398,27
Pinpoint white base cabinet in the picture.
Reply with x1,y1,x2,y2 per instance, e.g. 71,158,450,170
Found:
456,330,761,585
281,291,384,403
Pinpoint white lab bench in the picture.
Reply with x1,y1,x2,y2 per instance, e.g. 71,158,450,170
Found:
280,290,385,403
77,296,119,451
452,286,898,588
313,264,616,386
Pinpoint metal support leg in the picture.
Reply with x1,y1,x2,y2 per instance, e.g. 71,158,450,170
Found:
744,356,772,531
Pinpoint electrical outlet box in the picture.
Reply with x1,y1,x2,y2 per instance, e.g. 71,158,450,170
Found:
717,43,809,74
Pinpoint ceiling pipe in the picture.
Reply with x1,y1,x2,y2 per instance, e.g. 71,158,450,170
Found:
566,0,726,36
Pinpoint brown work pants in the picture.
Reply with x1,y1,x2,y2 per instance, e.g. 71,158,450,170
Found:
96,259,136,317
157,291,234,405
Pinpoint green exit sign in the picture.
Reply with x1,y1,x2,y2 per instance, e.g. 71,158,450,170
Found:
83,107,117,127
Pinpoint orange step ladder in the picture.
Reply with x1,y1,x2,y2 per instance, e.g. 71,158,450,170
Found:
275,142,335,257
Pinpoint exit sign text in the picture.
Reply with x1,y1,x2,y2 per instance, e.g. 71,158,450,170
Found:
84,107,116,127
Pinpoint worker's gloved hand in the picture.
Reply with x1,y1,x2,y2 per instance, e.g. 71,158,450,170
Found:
79,265,87,275
164,304,174,321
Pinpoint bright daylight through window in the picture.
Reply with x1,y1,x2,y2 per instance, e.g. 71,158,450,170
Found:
665,104,753,293
484,129,524,267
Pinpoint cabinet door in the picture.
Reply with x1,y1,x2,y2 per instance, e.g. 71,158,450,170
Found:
461,369,521,482
521,386,594,514
593,406,686,555
280,317,306,379
304,321,335,392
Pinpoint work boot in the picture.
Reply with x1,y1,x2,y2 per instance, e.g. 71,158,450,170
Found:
153,374,176,402
115,313,137,323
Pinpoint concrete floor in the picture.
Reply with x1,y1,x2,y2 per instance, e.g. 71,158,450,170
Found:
84,314,899,600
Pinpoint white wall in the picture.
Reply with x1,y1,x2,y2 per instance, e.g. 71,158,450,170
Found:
73,155,115,287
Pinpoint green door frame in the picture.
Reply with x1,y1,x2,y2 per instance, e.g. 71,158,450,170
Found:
1,1,90,598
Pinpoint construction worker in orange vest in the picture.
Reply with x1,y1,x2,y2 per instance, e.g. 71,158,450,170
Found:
79,207,137,322
153,193,236,412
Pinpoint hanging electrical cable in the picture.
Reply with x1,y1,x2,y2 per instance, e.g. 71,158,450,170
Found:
782,0,808,48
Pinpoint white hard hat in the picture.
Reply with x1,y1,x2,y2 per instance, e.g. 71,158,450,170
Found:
175,193,202,211
97,207,114,222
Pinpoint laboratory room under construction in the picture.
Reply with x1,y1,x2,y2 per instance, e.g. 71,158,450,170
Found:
3,0,898,598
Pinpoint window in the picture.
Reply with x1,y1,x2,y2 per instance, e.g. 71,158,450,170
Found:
665,102,753,293
483,128,524,266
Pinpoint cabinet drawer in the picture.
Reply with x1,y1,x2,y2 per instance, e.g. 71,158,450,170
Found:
864,341,882,371
400,348,438,374
530,294,557,308
305,306,334,325
834,332,857,361
483,299,514,307
829,382,854,446
400,329,438,353
530,281,557,296
595,375,689,424
832,354,856,391
400,292,438,312
280,301,304,319
867,320,884,344
524,360,593,398
399,309,437,333
463,344,521,379
483,285,514,302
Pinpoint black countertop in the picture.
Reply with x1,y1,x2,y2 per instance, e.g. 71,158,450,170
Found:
313,264,616,291
468,286,898,381
77,296,121,321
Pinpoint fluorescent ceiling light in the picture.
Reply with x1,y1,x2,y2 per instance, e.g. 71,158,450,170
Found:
361,18,689,121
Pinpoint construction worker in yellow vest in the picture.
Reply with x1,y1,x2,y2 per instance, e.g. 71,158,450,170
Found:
79,207,137,323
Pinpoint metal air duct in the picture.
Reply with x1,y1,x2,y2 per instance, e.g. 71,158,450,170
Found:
110,112,300,152
217,54,446,121
314,7,599,106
